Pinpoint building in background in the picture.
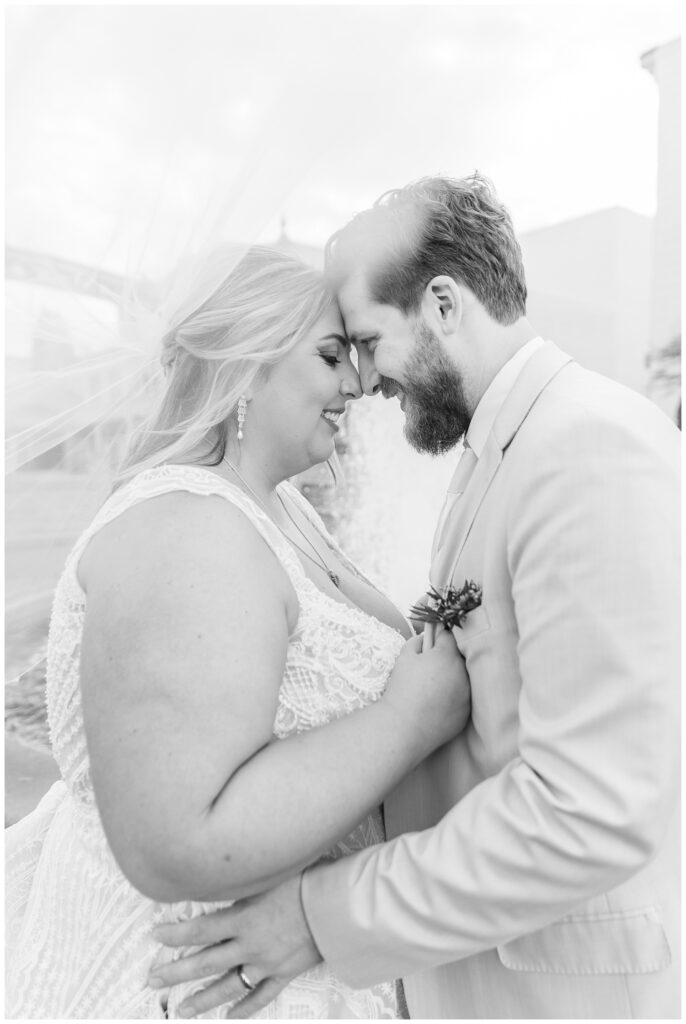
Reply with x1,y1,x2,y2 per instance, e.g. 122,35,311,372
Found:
641,36,681,422
519,208,652,395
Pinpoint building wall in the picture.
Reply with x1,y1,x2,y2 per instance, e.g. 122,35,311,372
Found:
520,208,653,394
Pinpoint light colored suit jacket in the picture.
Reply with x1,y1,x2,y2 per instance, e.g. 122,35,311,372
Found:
302,343,681,1018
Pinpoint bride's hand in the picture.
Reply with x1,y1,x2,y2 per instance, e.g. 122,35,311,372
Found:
383,627,471,753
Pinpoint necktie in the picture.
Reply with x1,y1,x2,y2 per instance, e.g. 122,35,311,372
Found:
447,444,479,494
431,445,479,561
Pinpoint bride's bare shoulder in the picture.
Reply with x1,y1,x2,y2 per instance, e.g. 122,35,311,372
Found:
77,488,283,598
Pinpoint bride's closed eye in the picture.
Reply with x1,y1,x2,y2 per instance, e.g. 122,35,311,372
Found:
319,353,341,367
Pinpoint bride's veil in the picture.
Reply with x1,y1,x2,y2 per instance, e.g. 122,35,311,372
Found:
5,7,361,685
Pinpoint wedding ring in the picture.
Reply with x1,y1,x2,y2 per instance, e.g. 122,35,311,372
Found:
237,965,256,992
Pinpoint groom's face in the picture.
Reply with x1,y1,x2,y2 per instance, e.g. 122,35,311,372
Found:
338,272,470,454
337,272,416,400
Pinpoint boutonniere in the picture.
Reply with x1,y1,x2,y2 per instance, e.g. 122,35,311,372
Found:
410,580,483,632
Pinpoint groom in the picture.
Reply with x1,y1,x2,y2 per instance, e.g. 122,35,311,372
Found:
151,174,680,1018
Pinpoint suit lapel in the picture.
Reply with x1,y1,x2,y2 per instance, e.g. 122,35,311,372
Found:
430,342,574,591
492,341,573,451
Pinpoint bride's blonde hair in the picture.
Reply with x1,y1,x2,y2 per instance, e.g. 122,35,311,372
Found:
116,246,333,485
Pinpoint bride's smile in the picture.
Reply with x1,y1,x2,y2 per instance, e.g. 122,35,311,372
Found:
245,303,361,481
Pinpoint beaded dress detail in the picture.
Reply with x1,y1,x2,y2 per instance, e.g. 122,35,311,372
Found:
5,466,406,1019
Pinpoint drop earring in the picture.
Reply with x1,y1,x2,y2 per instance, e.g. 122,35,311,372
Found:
236,395,247,440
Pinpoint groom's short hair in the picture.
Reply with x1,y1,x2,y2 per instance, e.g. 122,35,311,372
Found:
325,173,527,325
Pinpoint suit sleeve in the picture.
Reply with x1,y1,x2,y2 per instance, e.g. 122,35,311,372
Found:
300,408,681,986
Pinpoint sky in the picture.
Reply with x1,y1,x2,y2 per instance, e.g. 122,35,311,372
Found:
4,2,681,610
5,2,681,282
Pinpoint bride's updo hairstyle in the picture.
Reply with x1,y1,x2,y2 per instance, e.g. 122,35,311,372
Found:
116,246,333,485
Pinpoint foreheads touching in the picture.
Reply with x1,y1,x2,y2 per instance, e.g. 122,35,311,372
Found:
324,172,528,326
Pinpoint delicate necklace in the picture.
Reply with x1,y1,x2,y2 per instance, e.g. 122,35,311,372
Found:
275,491,341,588
222,457,341,588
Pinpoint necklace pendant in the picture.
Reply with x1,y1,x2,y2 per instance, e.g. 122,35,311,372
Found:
328,571,341,588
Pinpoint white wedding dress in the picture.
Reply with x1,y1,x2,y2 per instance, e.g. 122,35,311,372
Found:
5,466,406,1019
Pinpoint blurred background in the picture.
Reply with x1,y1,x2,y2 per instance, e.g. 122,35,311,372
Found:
5,4,681,821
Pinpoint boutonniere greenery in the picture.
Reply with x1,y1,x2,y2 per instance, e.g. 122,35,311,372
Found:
410,580,483,631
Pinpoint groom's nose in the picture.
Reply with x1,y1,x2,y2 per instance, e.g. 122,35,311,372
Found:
357,349,382,396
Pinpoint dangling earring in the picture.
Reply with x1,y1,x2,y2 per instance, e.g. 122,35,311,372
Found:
236,395,247,440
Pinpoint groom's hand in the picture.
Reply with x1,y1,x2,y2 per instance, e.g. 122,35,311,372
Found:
148,874,322,1018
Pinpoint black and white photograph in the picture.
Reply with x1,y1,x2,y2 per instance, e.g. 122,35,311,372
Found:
5,2,681,1019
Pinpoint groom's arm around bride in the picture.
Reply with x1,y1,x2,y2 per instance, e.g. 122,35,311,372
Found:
299,341,681,1020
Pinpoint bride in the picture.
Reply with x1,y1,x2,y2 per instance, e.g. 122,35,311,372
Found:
5,245,470,1019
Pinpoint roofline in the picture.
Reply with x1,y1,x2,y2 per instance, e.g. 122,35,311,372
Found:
520,205,652,238
641,36,681,73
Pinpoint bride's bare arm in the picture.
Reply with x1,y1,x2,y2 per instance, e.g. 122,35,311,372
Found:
79,491,467,904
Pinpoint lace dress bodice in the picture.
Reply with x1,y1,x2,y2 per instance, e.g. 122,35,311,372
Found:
6,466,406,1019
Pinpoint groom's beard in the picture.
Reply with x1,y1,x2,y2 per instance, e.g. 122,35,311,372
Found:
382,320,470,456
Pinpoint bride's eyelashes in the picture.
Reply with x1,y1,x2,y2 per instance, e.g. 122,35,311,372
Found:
319,353,342,367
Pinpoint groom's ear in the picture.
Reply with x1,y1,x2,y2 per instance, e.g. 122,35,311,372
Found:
421,276,462,336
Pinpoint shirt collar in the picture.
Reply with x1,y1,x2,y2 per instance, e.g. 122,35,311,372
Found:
466,337,546,457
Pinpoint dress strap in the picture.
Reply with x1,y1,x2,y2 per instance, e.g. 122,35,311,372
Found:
66,465,307,592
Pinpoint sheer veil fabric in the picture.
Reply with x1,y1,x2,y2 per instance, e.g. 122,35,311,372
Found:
6,10,406,1017
5,6,370,681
